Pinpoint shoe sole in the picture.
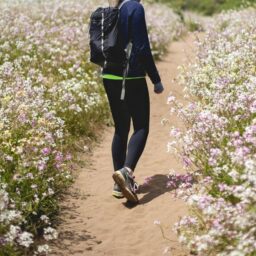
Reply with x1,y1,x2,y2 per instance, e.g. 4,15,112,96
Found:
112,171,139,203
112,190,124,199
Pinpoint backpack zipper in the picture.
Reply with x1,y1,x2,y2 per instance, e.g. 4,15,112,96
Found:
120,41,133,101
101,10,108,71
101,11,105,58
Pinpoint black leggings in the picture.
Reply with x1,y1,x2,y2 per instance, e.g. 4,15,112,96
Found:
103,78,150,171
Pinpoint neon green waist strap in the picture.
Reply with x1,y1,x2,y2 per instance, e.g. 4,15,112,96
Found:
102,74,145,80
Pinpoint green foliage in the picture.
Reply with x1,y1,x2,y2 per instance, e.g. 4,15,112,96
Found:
185,19,203,31
151,0,256,15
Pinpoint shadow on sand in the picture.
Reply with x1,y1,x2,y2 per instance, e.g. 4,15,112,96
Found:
49,188,102,255
137,174,175,205
122,173,192,208
123,173,197,206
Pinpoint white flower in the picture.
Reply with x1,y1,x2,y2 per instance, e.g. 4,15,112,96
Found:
0,210,21,223
5,225,21,242
17,231,34,248
43,227,58,241
178,235,187,243
37,244,51,254
229,250,246,256
48,188,54,195
40,215,50,224
187,194,200,205
244,159,255,171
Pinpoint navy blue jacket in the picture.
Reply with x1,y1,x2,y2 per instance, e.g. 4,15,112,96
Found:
102,0,161,84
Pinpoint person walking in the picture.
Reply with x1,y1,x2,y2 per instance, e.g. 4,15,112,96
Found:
102,0,164,203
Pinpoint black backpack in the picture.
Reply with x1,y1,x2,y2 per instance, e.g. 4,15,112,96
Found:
89,0,130,68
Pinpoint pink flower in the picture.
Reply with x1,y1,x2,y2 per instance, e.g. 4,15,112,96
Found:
42,147,51,155
55,152,63,162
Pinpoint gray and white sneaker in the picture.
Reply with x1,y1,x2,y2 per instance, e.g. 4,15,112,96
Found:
112,167,139,203
112,183,124,199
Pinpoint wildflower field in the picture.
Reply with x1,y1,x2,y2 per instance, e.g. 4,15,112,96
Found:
167,7,256,256
0,0,184,255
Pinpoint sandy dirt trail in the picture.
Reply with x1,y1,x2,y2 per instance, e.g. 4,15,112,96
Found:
50,33,198,256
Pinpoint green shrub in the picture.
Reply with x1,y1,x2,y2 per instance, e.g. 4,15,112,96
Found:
152,0,256,15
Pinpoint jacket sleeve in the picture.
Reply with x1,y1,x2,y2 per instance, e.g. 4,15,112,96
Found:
131,3,161,84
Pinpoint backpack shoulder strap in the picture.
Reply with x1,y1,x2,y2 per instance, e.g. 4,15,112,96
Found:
118,0,130,10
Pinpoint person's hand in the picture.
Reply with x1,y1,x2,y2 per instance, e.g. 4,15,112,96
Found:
154,81,164,94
